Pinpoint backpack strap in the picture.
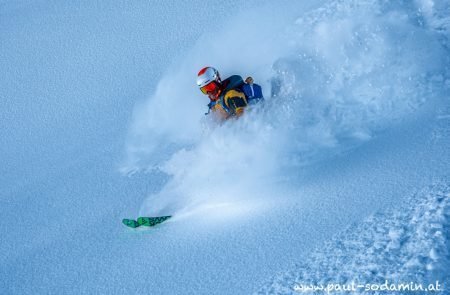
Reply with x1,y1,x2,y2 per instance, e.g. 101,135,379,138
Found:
205,101,215,115
219,95,231,114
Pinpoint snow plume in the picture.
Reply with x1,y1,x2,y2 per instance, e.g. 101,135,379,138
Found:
123,0,448,218
414,0,450,42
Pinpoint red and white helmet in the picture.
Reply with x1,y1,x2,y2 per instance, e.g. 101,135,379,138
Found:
196,66,221,89
197,67,222,88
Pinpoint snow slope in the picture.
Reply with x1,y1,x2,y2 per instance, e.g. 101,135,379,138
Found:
258,184,450,294
1,0,449,294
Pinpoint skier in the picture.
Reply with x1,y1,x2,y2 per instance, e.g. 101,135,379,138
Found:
197,67,248,120
242,76,264,104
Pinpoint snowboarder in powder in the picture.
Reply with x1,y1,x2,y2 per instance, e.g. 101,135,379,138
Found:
197,66,249,120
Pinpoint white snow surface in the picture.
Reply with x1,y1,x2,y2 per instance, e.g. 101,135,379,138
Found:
1,0,449,294
258,184,450,294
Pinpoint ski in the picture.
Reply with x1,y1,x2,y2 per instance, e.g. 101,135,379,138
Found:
122,216,172,228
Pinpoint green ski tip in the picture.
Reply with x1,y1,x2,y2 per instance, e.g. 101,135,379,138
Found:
122,216,172,228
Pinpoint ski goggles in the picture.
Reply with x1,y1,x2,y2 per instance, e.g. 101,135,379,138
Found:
200,81,220,95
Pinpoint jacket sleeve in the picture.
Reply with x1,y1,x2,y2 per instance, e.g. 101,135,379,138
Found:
242,84,251,98
254,84,264,99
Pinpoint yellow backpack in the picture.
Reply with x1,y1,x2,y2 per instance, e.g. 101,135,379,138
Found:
222,89,248,117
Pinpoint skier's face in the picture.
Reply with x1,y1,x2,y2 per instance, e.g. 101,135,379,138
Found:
208,90,221,101
201,81,221,100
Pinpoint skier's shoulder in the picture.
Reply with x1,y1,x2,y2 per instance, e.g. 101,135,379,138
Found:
223,75,244,92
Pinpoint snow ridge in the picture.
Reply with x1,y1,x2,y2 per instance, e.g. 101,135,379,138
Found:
257,184,450,294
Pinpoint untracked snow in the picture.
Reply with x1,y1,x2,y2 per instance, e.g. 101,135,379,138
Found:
1,0,449,294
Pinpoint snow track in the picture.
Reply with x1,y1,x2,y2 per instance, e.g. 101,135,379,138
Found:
258,184,450,294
